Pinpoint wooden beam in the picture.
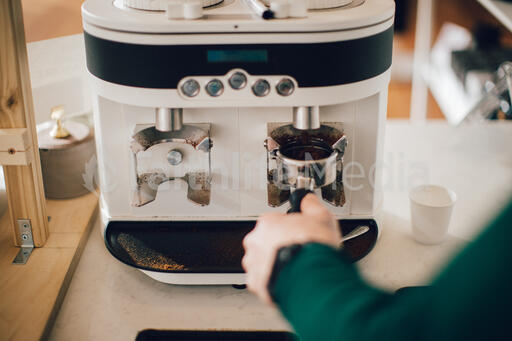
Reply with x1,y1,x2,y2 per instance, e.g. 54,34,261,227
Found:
0,0,49,246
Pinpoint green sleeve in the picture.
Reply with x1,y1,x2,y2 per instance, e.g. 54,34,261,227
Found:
273,201,512,341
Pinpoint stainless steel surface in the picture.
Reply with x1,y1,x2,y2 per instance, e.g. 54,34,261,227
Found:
185,171,212,206
332,135,348,158
132,173,168,207
196,136,213,152
12,219,35,265
155,108,183,132
131,124,210,153
132,171,212,207
252,79,271,97
321,169,345,207
340,225,370,245
167,149,183,166
181,79,200,97
276,78,295,96
131,123,212,207
275,149,338,189
228,71,248,90
292,106,320,130
205,79,224,97
294,177,315,190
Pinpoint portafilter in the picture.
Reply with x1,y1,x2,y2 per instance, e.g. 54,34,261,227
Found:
275,139,338,213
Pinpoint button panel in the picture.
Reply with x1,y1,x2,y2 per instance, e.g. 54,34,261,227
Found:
177,70,297,100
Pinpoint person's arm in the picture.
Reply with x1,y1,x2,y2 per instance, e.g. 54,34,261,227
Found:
272,201,512,341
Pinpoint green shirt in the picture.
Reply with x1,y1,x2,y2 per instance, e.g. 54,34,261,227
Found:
274,201,512,341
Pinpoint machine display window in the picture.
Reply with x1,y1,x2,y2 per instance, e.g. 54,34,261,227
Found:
207,49,268,63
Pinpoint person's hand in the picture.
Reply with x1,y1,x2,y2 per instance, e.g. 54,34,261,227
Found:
242,194,341,305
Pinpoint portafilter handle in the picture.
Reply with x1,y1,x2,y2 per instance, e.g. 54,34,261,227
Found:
287,188,314,213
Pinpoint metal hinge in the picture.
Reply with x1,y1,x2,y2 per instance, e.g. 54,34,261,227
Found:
12,219,34,265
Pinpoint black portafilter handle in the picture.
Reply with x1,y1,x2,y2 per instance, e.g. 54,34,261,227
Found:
287,188,314,213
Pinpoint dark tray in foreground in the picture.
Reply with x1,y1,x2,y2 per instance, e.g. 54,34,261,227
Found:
135,330,300,341
105,219,378,273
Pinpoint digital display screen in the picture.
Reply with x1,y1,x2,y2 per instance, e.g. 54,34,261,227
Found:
207,49,268,63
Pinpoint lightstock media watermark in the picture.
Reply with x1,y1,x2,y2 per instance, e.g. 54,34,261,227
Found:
81,150,431,196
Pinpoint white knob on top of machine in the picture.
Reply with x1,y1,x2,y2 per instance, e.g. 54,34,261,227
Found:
123,0,223,11
183,0,204,19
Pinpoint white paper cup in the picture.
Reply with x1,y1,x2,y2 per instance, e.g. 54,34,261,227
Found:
409,185,457,245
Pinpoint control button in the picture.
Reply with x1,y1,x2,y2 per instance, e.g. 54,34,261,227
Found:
228,72,247,90
252,79,271,97
167,149,183,166
276,78,295,96
181,79,201,97
181,79,200,97
205,79,224,97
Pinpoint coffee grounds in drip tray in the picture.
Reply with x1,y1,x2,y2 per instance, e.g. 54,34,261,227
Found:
115,226,248,272
117,233,187,271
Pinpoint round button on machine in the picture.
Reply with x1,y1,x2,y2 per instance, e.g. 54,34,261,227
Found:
181,79,200,97
252,79,271,97
276,78,295,96
228,72,247,90
205,79,224,97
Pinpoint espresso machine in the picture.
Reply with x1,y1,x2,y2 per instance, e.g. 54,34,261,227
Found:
82,0,394,285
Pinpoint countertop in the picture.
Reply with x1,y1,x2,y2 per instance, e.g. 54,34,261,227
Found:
48,120,512,341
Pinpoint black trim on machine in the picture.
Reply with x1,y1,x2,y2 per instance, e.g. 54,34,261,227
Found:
84,27,393,89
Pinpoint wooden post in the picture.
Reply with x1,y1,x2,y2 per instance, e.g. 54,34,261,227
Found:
0,0,49,246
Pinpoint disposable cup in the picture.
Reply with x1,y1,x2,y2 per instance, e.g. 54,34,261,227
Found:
409,185,457,245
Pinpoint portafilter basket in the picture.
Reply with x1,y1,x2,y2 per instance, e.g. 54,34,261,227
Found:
275,139,338,213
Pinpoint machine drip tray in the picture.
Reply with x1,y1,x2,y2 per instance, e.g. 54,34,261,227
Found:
135,330,300,341
105,219,378,273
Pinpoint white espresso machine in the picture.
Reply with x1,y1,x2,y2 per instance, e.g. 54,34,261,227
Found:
82,0,394,285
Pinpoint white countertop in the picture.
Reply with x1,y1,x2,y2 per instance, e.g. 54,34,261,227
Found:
49,120,512,341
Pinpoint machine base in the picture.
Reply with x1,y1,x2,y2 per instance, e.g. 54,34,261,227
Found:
104,219,378,285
